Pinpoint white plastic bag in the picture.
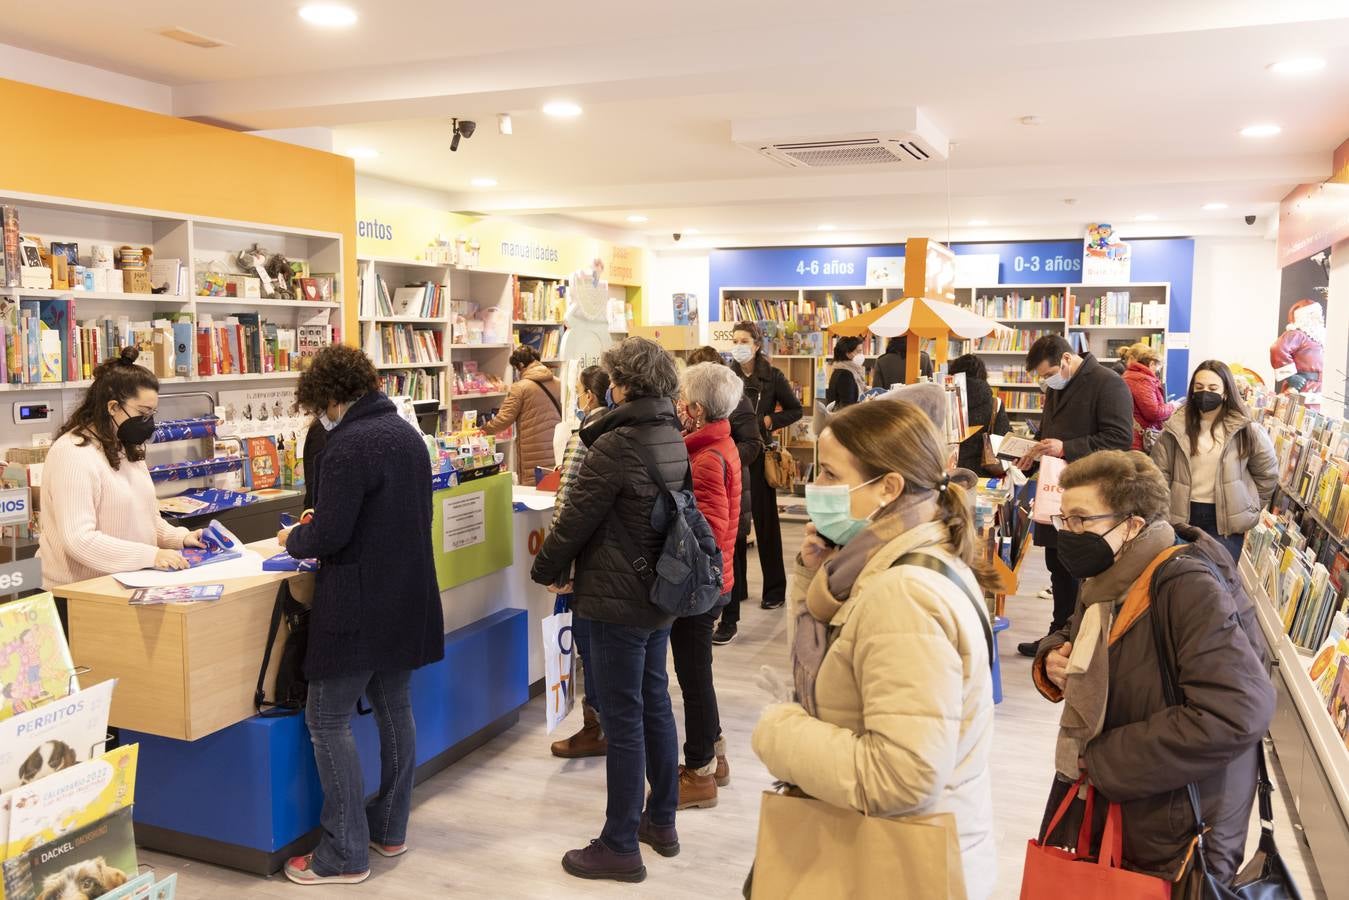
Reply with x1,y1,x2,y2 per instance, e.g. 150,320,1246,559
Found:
542,609,577,733
1031,456,1067,526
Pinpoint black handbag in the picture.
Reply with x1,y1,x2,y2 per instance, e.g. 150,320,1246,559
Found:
254,580,310,717
1149,566,1303,900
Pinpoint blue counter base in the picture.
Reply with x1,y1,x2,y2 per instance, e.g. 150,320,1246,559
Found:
122,608,528,875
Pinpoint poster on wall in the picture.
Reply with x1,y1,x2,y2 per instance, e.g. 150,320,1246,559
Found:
1271,249,1330,397
865,257,903,287
1082,223,1131,284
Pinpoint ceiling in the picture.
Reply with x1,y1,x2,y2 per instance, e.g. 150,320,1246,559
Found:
9,0,1349,246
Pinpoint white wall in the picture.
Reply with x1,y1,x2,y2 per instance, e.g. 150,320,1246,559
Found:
1187,236,1282,390
646,251,710,332
0,43,171,113
1325,238,1349,419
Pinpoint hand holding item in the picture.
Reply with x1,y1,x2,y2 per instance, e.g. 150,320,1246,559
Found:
153,549,189,571
756,665,793,703
276,528,291,548
799,523,835,570
182,529,206,549
1045,640,1073,689
1037,438,1065,459
546,581,573,594
763,415,773,432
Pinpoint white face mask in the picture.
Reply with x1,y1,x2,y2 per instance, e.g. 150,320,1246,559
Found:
731,344,754,364
852,352,865,365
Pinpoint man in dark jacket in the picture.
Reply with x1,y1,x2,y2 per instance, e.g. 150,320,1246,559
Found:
948,354,1011,476
279,345,444,887
871,336,933,387
531,336,687,884
1030,451,1274,889
1016,334,1133,656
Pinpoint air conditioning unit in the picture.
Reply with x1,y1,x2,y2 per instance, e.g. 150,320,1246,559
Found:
732,108,948,169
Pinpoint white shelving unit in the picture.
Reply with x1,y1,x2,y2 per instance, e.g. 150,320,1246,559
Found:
357,257,451,420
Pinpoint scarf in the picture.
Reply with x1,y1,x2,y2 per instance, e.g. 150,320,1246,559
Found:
791,493,939,717
1054,520,1176,778
833,358,868,400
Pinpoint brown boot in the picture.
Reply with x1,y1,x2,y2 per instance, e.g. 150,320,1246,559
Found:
677,764,718,810
551,702,607,759
713,737,730,787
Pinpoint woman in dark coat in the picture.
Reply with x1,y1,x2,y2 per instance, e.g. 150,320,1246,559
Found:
729,321,802,610
948,354,1010,476
531,337,689,884
279,345,444,886
825,336,867,409
1031,451,1274,896
871,335,933,387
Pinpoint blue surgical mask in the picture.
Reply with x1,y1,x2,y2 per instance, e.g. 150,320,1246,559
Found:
805,476,884,546
574,405,585,423
731,344,755,364
604,387,617,408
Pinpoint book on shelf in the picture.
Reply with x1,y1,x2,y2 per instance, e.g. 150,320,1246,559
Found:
379,368,445,403
367,323,444,366
514,277,564,322
969,327,1061,354
515,326,561,360
722,293,881,329
389,282,445,319
968,291,1065,320
1072,292,1167,327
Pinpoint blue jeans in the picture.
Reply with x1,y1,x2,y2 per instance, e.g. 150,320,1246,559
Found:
587,621,678,853
573,615,597,710
1189,502,1246,562
306,669,416,876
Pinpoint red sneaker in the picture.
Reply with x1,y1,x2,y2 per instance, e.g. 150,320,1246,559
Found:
283,853,370,885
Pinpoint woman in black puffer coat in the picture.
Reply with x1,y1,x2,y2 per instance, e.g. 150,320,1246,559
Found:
531,336,689,884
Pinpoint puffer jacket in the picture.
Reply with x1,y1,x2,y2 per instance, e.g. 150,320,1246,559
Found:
531,396,688,629
1121,361,1174,449
482,361,562,486
751,520,996,900
685,419,741,595
1150,408,1278,536
1032,526,1274,887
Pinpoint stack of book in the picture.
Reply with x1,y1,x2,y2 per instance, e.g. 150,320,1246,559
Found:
969,291,1065,319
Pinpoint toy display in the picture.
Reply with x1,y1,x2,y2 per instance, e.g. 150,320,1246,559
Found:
1271,297,1325,395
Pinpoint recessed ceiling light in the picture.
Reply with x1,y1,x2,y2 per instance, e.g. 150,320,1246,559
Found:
1135,213,1159,221
471,177,498,188
1268,57,1326,76
968,219,989,226
298,4,358,27
818,224,837,231
1202,202,1229,211
497,113,512,135
343,147,378,160
543,101,583,118
626,215,649,224
1241,123,1282,138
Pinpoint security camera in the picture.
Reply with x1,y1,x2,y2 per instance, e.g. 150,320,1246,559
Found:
450,118,476,152
1245,214,1257,226
672,233,682,242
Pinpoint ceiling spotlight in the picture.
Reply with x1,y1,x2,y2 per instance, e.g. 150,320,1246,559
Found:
1268,57,1326,76
1241,123,1282,138
543,101,583,118
343,147,378,160
450,118,476,152
1135,213,1159,221
968,219,989,226
1202,202,1229,211
471,177,498,188
626,215,649,224
497,113,513,135
818,224,837,231
298,4,358,27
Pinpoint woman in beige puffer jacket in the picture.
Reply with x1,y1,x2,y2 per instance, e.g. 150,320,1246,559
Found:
481,345,562,486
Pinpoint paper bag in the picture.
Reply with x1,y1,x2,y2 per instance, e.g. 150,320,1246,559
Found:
541,607,577,733
750,790,967,899
1031,456,1067,525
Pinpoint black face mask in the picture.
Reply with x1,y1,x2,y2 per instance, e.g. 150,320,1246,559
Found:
1056,519,1127,579
1191,390,1224,414
116,408,157,447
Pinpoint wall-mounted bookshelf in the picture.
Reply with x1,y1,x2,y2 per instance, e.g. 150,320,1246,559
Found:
358,257,450,414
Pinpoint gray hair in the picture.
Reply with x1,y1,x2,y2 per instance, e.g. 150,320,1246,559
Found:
602,336,679,400
680,362,743,421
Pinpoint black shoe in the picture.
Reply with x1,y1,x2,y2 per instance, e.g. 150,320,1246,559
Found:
1017,639,1042,658
638,815,680,858
760,597,785,610
562,840,646,883
712,624,737,645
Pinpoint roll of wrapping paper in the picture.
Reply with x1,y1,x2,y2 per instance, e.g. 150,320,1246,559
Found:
148,456,243,483
151,417,219,443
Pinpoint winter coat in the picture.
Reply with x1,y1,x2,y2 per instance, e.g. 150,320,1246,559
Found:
1032,526,1274,885
1033,353,1134,547
956,375,1010,476
482,361,562,486
1150,409,1279,536
685,419,741,595
1270,327,1323,375
301,418,326,510
871,349,933,388
530,396,689,629
825,365,863,408
736,354,803,442
286,392,444,681
752,520,996,900
1121,362,1175,450
728,395,761,538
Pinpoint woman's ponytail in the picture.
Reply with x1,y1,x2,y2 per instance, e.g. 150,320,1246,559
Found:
936,478,1000,594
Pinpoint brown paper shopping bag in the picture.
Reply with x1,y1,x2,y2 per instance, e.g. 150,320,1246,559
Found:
750,789,967,900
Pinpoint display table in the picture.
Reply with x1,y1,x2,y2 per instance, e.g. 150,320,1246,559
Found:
55,472,536,874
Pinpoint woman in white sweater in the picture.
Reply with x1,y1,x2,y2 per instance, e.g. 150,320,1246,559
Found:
39,348,204,589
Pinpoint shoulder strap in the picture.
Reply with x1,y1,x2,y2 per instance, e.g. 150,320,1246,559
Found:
890,552,994,671
605,439,691,582
255,580,292,715
710,448,732,493
530,377,563,416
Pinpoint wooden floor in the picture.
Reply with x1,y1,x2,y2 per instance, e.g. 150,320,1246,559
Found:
145,527,1327,898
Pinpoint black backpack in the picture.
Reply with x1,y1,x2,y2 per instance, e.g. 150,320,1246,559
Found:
609,442,724,618
255,581,309,716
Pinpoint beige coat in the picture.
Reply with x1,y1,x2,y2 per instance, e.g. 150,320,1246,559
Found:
751,521,996,900
482,361,562,486
1150,408,1278,535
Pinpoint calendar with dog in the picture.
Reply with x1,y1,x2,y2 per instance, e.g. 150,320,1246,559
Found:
4,744,138,861
0,679,115,799
0,594,77,722
5,805,137,900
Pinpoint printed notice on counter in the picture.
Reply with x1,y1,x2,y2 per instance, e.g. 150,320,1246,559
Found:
443,492,486,552
1165,332,1190,349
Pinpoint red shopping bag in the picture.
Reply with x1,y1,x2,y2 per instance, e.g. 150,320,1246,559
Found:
1021,779,1170,900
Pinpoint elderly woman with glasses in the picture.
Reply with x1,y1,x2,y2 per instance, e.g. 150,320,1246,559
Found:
1030,450,1273,897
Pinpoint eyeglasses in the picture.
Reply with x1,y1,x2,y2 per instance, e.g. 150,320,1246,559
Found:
1051,512,1123,533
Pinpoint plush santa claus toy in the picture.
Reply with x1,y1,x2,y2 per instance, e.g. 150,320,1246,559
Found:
1270,298,1325,393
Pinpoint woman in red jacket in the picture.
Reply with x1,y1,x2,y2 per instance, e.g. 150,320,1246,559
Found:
672,362,743,811
1120,343,1174,450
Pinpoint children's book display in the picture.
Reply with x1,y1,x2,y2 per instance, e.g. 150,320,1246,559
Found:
128,585,225,606
0,593,178,898
429,421,504,489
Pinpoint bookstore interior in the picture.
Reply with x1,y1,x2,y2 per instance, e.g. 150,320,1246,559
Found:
0,5,1348,898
